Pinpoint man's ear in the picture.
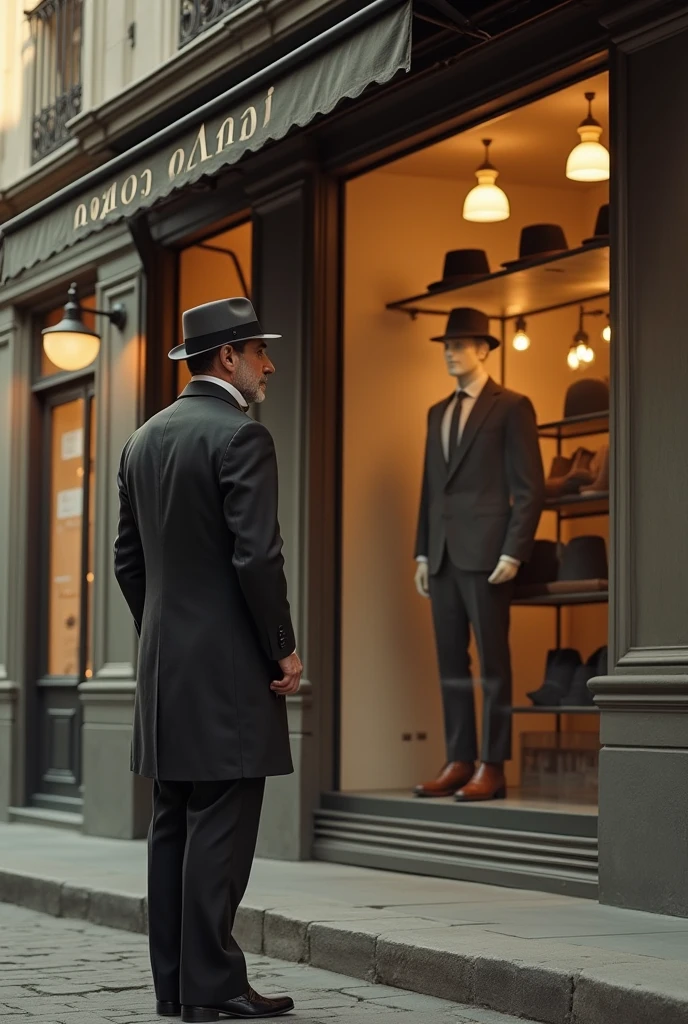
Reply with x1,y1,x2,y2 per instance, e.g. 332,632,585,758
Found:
478,341,490,362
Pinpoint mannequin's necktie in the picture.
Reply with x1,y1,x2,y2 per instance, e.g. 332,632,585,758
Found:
447,390,469,463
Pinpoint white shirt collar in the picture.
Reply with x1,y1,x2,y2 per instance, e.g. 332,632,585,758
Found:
458,368,489,399
191,375,248,410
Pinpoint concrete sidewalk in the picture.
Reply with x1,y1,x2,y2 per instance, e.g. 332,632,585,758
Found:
1,823,687,1024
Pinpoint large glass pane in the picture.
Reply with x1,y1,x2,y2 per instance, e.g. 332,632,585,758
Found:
48,398,85,676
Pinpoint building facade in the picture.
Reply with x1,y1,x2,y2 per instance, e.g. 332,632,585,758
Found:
1,0,687,919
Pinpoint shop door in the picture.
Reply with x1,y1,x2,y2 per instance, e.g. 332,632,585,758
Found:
31,385,96,811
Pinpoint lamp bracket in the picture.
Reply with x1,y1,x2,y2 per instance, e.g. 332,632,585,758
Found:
80,302,128,331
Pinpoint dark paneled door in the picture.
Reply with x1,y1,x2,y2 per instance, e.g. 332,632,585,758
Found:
32,384,96,812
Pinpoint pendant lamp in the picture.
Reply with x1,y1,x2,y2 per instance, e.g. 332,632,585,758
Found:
566,92,609,182
463,139,510,223
568,306,595,370
42,283,127,372
512,316,530,351
602,315,611,343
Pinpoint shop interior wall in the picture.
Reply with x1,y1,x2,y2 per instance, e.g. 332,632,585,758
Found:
341,168,609,792
176,222,252,392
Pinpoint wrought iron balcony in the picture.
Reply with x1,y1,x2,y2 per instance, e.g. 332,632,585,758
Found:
27,0,83,163
179,0,254,47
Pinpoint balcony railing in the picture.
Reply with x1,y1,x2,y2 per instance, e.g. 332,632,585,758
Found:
27,0,83,163
179,0,253,47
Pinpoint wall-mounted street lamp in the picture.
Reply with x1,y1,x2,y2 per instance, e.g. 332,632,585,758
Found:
42,282,127,372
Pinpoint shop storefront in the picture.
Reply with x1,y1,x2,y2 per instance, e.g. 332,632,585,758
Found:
1,0,687,918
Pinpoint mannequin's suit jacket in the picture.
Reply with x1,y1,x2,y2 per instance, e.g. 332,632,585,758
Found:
415,377,545,575
114,379,295,782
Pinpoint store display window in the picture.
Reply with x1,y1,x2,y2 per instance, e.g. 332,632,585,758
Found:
340,72,610,812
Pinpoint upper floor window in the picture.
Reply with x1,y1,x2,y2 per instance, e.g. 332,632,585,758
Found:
27,0,83,164
179,0,251,48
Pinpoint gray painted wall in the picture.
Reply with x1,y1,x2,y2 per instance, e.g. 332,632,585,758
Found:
594,4,688,917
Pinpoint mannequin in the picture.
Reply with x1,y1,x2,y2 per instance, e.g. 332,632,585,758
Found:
414,308,544,801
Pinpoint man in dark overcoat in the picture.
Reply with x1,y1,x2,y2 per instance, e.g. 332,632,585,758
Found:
114,297,299,1022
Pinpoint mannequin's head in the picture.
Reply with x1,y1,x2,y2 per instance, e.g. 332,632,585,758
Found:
443,337,490,381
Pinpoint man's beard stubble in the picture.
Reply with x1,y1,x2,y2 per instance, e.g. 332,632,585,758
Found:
233,358,267,405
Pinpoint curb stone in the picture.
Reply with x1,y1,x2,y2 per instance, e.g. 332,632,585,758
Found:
1,866,686,1024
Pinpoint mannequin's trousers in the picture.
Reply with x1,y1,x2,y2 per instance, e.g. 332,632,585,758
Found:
429,558,513,764
148,776,265,1007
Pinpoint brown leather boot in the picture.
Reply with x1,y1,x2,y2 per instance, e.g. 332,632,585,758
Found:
454,762,506,802
414,761,475,798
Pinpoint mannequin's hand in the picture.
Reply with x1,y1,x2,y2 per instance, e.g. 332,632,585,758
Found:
414,562,430,598
488,556,520,585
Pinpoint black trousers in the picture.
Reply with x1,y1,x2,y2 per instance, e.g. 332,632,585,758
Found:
429,557,513,764
148,777,265,1007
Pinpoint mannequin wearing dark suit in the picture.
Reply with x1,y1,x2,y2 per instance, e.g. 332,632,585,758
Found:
414,309,544,801
114,297,297,1021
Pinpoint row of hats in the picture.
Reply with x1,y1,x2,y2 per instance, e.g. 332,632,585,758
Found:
428,204,609,291
515,536,608,599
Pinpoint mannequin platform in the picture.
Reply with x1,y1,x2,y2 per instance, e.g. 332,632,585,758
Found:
314,789,598,899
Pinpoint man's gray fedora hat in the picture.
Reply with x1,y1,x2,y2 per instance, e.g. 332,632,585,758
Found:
168,296,281,360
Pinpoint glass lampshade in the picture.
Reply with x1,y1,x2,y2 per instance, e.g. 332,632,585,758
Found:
567,345,580,371
463,169,510,223
43,329,100,372
602,323,611,343
42,299,101,372
566,135,609,181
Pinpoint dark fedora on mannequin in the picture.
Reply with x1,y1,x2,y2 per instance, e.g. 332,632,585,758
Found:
502,224,569,269
582,203,609,246
430,307,500,349
428,249,491,291
564,378,609,419
168,296,280,360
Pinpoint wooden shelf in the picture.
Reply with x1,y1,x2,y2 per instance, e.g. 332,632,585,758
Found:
386,243,609,320
544,493,609,518
513,705,599,714
538,411,609,439
513,590,608,607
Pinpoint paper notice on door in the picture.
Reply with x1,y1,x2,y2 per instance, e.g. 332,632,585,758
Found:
61,428,84,461
56,488,83,520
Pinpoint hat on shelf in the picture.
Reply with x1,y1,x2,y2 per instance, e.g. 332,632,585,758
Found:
515,540,559,588
169,296,280,361
427,249,491,291
582,203,609,246
430,307,500,349
502,224,569,269
563,378,609,419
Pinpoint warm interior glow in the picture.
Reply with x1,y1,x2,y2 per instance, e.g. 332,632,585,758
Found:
566,128,609,182
567,346,581,370
602,323,611,342
43,331,100,372
463,168,510,222
512,328,531,351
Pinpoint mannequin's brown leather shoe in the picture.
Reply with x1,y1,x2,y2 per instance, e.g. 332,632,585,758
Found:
414,761,474,798
454,763,506,802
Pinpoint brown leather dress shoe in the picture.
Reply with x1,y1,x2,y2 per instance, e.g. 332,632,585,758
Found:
454,763,506,802
181,986,294,1021
414,761,474,798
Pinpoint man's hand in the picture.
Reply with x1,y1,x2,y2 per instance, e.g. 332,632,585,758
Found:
414,562,430,598
488,556,520,585
271,651,303,696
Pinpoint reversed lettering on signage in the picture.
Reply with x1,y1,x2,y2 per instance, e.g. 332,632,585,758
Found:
71,86,276,233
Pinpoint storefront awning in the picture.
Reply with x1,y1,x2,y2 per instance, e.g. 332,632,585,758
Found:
0,0,411,283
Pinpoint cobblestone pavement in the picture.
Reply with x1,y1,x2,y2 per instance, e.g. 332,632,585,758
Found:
0,903,541,1024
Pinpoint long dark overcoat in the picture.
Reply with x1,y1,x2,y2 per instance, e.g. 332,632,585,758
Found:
415,377,545,574
114,379,295,781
